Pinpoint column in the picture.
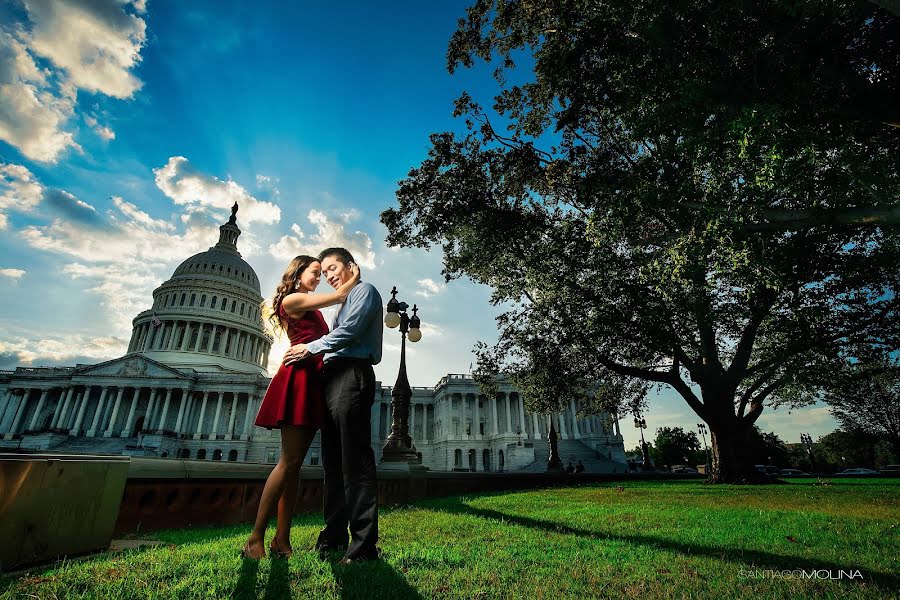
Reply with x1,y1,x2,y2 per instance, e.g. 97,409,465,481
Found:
211,392,224,438
27,389,49,431
103,387,126,437
409,401,416,441
51,387,74,429
65,389,84,431
204,327,215,353
6,390,32,438
122,387,142,437
181,323,192,351
193,391,209,439
571,401,581,439
532,413,540,439
194,324,204,351
473,394,480,439
518,396,527,436
86,387,109,437
156,388,173,432
241,393,255,440
174,389,189,435
491,394,499,435
226,391,239,439
70,385,90,436
221,329,230,356
144,387,160,433
0,388,12,430
504,393,512,434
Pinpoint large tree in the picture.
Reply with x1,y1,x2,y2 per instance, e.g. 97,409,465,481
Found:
382,0,900,482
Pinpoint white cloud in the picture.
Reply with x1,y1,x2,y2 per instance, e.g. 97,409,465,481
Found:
0,163,44,225
416,278,445,298
111,196,173,230
0,1,146,162
0,334,126,365
85,115,115,140
25,0,147,99
268,209,376,268
0,268,26,280
154,156,281,225
0,31,79,162
255,174,279,188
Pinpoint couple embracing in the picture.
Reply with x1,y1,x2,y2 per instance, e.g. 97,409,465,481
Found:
241,247,383,565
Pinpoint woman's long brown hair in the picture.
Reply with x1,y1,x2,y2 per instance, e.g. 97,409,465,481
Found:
268,255,318,333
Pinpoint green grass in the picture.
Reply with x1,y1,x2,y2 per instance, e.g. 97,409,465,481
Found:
2,478,898,599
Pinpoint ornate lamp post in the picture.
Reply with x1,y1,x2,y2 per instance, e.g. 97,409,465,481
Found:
634,411,652,471
547,419,563,471
381,286,423,464
697,422,710,473
800,433,816,472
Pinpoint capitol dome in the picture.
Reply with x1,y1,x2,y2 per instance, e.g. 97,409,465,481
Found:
126,203,273,375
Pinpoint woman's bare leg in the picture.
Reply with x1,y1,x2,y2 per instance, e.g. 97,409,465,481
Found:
243,424,316,559
273,425,317,551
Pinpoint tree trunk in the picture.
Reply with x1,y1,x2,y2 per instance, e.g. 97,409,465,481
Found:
707,419,766,483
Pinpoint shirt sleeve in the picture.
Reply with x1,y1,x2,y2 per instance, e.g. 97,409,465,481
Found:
305,284,380,355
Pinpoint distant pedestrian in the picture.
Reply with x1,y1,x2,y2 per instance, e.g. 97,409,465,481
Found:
575,461,584,473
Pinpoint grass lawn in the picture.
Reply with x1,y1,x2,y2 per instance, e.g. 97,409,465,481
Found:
1,478,897,599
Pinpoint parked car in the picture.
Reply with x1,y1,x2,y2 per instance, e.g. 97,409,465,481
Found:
835,468,881,476
879,464,900,476
777,468,810,476
671,465,699,474
754,464,780,474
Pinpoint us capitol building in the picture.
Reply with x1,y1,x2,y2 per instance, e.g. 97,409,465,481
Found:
0,205,626,472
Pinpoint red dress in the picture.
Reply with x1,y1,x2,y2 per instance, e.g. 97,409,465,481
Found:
255,306,329,429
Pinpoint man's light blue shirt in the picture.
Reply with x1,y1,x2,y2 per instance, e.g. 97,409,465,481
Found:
306,281,383,364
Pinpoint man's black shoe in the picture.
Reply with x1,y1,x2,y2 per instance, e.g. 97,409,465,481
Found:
338,553,378,566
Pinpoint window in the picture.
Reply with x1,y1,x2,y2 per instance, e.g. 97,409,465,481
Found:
212,449,222,461
240,304,245,316
180,293,186,306
196,449,206,460
228,449,238,462
231,300,236,312
189,294,196,307
211,296,217,309
222,299,228,311
454,449,463,468
200,294,206,307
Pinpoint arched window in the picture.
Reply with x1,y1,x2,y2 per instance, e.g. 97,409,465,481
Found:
179,448,189,458
228,449,238,462
189,294,196,307
180,293,186,306
211,296,217,309
498,450,505,471
222,299,228,311
196,449,206,460
212,449,222,461
200,294,206,307
454,449,463,468
231,300,236,312
240,304,245,316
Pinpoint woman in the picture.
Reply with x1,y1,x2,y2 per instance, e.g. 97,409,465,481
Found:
241,254,360,560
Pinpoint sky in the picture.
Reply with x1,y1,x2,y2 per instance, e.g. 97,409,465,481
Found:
0,0,840,449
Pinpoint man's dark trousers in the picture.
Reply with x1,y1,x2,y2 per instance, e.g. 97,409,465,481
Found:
316,358,378,559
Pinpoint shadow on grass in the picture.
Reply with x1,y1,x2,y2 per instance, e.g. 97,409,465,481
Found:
232,557,260,599
263,555,291,600
328,556,422,600
434,496,899,590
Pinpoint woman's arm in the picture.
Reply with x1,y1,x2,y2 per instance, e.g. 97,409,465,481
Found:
281,263,360,316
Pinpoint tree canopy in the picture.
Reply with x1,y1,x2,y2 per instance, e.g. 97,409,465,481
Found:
382,0,900,482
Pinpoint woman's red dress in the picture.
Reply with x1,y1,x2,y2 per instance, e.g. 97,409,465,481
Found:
255,306,329,429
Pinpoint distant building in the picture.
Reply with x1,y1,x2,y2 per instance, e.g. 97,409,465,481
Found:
0,206,626,472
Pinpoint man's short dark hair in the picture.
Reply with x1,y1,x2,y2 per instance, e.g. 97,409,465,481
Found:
318,247,355,265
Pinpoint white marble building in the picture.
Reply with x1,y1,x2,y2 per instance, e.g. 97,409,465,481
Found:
0,206,626,472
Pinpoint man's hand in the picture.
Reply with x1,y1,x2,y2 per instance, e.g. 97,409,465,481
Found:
283,343,310,366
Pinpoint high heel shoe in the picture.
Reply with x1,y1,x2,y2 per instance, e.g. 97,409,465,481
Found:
269,539,293,559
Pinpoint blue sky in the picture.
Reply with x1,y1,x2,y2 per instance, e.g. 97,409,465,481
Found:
0,0,839,449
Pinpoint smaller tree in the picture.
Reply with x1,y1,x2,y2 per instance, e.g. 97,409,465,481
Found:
816,429,896,470
823,349,900,460
652,427,703,468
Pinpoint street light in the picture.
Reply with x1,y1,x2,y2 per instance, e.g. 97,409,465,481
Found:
633,411,652,471
381,286,422,464
697,422,710,473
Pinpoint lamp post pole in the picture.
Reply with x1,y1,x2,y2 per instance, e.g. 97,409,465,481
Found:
381,287,423,464
634,412,651,471
698,422,710,474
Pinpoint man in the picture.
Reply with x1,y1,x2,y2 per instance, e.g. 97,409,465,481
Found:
283,247,383,564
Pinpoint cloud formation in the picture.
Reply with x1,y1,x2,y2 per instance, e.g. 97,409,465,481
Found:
269,209,376,268
416,278,445,298
0,333,126,366
0,162,43,227
154,156,281,225
0,0,146,162
0,268,26,280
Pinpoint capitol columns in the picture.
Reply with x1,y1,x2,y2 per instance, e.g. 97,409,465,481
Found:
174,388,189,435
226,391,239,439
122,387,142,437
51,387,74,429
103,387,126,437
86,387,110,437
156,388,173,433
241,393,257,440
71,386,93,436
27,389,48,431
193,391,210,439
211,392,224,438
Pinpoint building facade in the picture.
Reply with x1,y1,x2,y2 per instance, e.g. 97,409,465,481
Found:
0,206,626,472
